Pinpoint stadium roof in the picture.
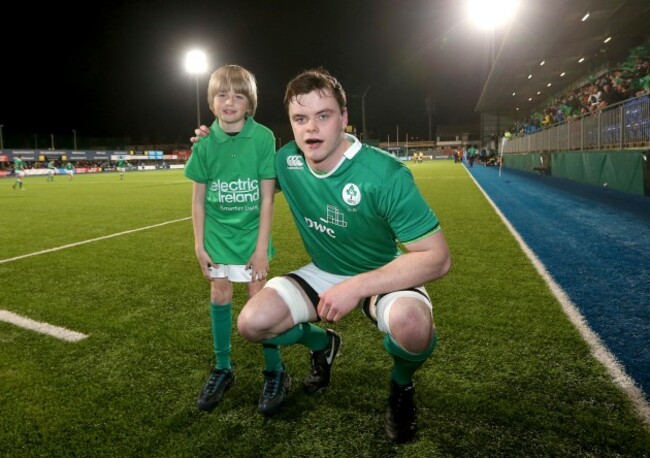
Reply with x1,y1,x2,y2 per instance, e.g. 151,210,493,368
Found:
475,0,650,116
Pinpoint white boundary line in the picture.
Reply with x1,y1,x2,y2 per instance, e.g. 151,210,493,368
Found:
0,217,191,264
464,167,650,426
0,310,88,342
0,216,191,342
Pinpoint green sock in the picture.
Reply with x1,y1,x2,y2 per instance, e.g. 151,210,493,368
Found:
261,324,304,372
384,334,437,385
210,303,232,371
297,323,329,350
261,323,329,371
262,344,283,372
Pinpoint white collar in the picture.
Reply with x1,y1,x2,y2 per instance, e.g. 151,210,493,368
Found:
343,134,362,159
307,134,362,178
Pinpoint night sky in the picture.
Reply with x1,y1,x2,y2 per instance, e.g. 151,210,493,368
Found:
1,0,489,148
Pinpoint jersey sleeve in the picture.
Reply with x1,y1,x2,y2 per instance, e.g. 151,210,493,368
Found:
378,166,440,244
184,140,208,183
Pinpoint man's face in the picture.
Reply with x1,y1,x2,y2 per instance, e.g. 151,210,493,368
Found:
288,90,348,172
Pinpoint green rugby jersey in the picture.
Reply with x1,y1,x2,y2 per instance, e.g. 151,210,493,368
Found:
14,158,25,171
276,135,440,275
185,117,276,264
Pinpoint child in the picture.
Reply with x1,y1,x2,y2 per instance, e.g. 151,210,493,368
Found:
184,65,276,412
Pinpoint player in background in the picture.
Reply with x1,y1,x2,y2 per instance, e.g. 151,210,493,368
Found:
117,159,127,180
65,162,74,180
47,159,56,182
12,154,26,190
185,65,277,413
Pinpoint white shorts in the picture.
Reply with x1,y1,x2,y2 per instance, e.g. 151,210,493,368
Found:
17,171,26,178
117,167,125,173
66,170,74,175
208,264,252,283
48,169,55,176
265,263,432,335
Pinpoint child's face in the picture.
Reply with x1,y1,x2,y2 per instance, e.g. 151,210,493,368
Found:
212,89,249,130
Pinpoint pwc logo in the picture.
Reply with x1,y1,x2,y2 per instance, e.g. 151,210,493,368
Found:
304,217,336,238
286,155,304,170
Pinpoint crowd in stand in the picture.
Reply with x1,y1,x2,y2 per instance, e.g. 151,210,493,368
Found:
506,43,650,137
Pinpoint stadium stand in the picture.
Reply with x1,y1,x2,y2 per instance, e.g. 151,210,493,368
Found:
475,0,650,195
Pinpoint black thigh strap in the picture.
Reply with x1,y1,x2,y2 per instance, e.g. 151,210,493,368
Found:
362,287,429,328
286,273,321,312
374,286,429,306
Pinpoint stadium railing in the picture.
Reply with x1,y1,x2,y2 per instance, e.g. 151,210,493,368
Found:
503,94,650,154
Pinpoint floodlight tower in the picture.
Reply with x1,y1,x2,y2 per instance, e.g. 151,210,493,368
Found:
466,0,519,147
185,49,209,127
466,0,519,72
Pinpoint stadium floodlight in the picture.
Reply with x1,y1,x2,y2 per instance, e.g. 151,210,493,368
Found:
185,49,209,127
468,0,519,147
466,0,519,30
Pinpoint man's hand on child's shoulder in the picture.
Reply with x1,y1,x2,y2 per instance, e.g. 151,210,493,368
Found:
190,125,211,143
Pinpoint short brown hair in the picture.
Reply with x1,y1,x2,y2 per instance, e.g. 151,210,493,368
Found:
284,68,346,113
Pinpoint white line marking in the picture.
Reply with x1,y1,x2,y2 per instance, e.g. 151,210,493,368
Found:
0,310,88,342
0,217,191,264
464,168,650,426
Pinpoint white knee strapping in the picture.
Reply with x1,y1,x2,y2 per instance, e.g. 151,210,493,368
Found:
264,276,312,325
375,289,432,336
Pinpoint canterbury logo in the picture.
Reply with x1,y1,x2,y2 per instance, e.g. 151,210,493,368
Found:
286,155,304,169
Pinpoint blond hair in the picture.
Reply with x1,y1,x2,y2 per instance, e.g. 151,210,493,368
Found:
207,65,258,116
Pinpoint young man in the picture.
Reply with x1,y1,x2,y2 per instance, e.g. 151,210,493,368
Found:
193,68,451,443
116,159,127,180
12,155,26,190
467,145,478,167
47,159,56,182
65,162,74,180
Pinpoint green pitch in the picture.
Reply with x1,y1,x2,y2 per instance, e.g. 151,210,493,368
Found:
0,166,648,456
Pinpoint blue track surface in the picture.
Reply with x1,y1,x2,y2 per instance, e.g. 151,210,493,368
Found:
466,164,650,397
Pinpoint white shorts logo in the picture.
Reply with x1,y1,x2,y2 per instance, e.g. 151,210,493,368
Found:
342,183,361,206
286,155,304,169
